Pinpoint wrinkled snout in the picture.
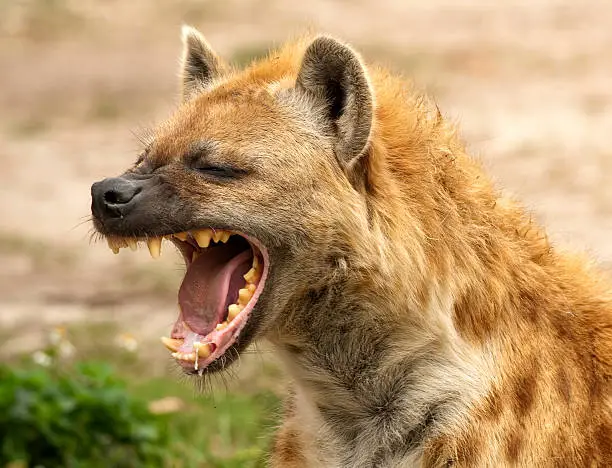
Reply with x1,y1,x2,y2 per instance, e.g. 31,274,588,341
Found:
91,176,143,221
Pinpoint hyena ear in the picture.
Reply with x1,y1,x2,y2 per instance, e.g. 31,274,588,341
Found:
180,25,224,100
296,36,373,168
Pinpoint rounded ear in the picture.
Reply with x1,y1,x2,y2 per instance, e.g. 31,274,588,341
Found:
296,36,374,168
180,25,225,101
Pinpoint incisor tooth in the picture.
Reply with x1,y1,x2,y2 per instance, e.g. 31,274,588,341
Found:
193,229,212,248
216,322,228,331
107,238,120,255
160,337,183,352
247,283,257,293
253,255,260,270
243,268,259,283
174,232,188,241
238,288,252,305
126,238,138,251
212,230,224,243
227,304,242,321
147,237,162,259
172,351,195,362
192,250,200,262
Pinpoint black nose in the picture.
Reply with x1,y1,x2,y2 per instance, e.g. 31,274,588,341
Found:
91,177,142,220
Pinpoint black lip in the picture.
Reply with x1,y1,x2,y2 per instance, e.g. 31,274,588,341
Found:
90,175,272,375
93,213,248,243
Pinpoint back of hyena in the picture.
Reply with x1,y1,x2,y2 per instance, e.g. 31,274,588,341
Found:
114,28,612,466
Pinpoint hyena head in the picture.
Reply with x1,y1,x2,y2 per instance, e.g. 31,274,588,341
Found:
90,27,376,374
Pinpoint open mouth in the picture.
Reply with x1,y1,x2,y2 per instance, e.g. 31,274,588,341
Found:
105,229,269,374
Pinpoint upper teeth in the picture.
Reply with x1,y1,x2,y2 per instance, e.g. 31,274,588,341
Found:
147,237,162,259
111,227,264,370
105,229,233,258
174,232,188,241
193,229,212,248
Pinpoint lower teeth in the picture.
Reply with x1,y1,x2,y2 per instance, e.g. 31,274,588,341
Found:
158,244,262,369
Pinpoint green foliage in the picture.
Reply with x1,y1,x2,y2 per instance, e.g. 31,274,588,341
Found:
0,361,168,468
134,377,278,468
0,324,282,467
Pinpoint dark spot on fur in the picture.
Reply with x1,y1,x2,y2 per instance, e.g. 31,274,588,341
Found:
272,426,306,465
511,362,538,419
454,432,483,466
595,422,612,461
482,385,504,422
550,310,578,344
452,292,497,344
587,373,604,401
556,365,572,403
504,431,523,462
517,288,540,324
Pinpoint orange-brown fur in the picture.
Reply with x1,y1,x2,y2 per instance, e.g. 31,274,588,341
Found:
255,38,611,467
105,29,612,466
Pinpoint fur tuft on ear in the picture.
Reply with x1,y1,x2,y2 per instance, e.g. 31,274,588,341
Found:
296,36,374,168
180,25,224,100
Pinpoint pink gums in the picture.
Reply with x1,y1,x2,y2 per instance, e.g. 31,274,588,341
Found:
172,234,269,372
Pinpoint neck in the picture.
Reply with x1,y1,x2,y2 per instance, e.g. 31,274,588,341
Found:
269,248,490,465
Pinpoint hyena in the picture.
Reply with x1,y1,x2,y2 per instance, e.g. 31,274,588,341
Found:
90,27,612,467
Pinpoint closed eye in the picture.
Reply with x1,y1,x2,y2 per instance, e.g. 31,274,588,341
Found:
193,163,244,179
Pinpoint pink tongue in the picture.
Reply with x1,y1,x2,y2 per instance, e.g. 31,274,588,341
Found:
178,245,252,336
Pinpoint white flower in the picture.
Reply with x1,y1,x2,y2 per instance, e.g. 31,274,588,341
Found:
148,396,185,414
32,351,52,367
58,340,76,358
49,326,67,346
115,333,138,352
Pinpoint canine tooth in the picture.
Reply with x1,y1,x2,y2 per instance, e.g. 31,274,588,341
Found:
243,268,259,283
193,229,212,248
238,288,252,305
174,232,188,241
219,232,231,243
126,238,138,251
147,237,162,259
160,337,183,352
227,304,242,321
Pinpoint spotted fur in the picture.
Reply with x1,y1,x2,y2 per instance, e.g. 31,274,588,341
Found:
150,28,612,466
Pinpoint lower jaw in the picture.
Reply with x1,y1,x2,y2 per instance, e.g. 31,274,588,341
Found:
165,267,263,374
105,229,269,374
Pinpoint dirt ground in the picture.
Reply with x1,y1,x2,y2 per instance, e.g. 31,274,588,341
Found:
1,0,611,359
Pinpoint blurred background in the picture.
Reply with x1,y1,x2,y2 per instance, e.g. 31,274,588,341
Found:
0,0,611,466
